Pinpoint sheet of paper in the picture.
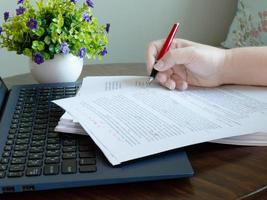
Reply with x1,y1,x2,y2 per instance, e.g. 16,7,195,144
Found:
54,77,267,165
59,76,150,122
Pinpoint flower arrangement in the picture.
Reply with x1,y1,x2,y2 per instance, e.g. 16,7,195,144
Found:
0,0,109,64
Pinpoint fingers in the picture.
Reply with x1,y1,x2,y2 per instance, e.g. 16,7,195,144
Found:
154,47,194,72
156,69,173,83
146,40,164,73
146,39,195,73
171,74,188,90
156,68,189,91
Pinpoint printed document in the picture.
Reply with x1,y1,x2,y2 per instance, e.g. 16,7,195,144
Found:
54,76,267,165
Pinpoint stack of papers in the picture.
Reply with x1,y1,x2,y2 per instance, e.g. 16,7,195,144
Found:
54,76,267,165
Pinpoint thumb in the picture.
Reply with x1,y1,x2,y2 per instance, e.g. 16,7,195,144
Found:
154,47,194,71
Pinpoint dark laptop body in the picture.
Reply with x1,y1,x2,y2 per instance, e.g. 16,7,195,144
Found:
0,78,193,193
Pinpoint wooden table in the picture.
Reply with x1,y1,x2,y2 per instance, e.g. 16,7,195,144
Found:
2,63,267,200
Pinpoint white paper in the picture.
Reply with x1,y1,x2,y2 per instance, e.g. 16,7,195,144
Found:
58,76,149,124
54,77,267,165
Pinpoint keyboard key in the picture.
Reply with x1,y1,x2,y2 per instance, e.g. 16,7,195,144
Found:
47,138,60,144
32,135,46,140
6,140,14,145
35,115,48,120
11,158,26,164
9,165,25,172
17,133,31,139
4,145,12,151
63,139,76,146
13,151,27,157
19,122,32,128
0,164,7,171
20,117,33,123
34,124,47,129
79,146,94,152
46,150,60,157
80,158,96,165
16,138,30,145
7,134,15,140
45,157,60,164
8,172,23,178
47,144,60,150
29,147,44,153
9,129,17,134
63,146,76,152
10,124,18,129
62,160,77,174
79,152,95,158
44,164,59,175
26,167,41,176
28,153,43,160
0,171,6,178
18,127,32,133
0,158,9,164
28,160,43,167
31,140,45,147
32,129,46,135
14,144,28,151
47,132,59,138
62,152,76,159
79,165,97,173
2,151,11,157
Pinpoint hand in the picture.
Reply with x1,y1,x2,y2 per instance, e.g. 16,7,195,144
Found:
146,39,227,90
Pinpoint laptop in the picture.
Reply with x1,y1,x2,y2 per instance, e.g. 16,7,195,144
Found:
0,77,193,193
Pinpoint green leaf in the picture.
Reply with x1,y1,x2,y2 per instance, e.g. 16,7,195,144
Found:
23,48,32,56
51,32,58,43
33,27,45,37
43,52,50,60
44,36,51,45
32,41,45,51
55,45,60,54
49,44,55,53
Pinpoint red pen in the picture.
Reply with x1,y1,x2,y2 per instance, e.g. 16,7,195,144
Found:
148,23,180,83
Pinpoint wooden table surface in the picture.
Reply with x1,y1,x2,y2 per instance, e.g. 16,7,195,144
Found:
2,63,267,200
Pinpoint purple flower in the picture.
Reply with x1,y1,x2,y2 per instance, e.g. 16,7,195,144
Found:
0,27,2,35
105,23,110,33
86,0,94,8
4,12,9,22
27,18,38,30
70,0,78,3
17,0,25,4
83,13,92,22
78,47,87,58
100,47,107,56
16,6,26,15
60,42,70,55
33,53,44,65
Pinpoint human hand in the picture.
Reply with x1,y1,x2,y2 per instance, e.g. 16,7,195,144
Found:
146,39,227,90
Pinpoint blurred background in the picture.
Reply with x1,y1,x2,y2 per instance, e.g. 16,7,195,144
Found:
0,0,237,77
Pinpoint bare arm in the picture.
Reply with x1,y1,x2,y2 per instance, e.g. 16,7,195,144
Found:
223,47,267,86
146,39,267,90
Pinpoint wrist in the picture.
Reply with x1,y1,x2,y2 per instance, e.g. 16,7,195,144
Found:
220,49,234,85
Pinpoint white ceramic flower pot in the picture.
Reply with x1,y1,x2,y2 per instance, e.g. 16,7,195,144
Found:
30,54,83,83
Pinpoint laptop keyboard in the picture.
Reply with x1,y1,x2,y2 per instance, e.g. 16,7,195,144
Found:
0,86,97,178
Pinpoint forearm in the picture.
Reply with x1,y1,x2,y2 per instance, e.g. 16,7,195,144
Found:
222,47,267,86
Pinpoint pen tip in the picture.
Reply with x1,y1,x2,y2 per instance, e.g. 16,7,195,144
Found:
148,77,154,84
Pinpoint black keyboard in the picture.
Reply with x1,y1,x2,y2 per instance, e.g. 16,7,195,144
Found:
0,86,97,178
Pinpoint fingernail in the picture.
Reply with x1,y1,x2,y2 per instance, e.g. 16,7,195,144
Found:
165,81,175,90
178,81,188,91
154,61,164,70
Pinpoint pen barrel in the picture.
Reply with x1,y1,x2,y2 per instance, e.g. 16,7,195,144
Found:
157,23,179,60
150,68,158,79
